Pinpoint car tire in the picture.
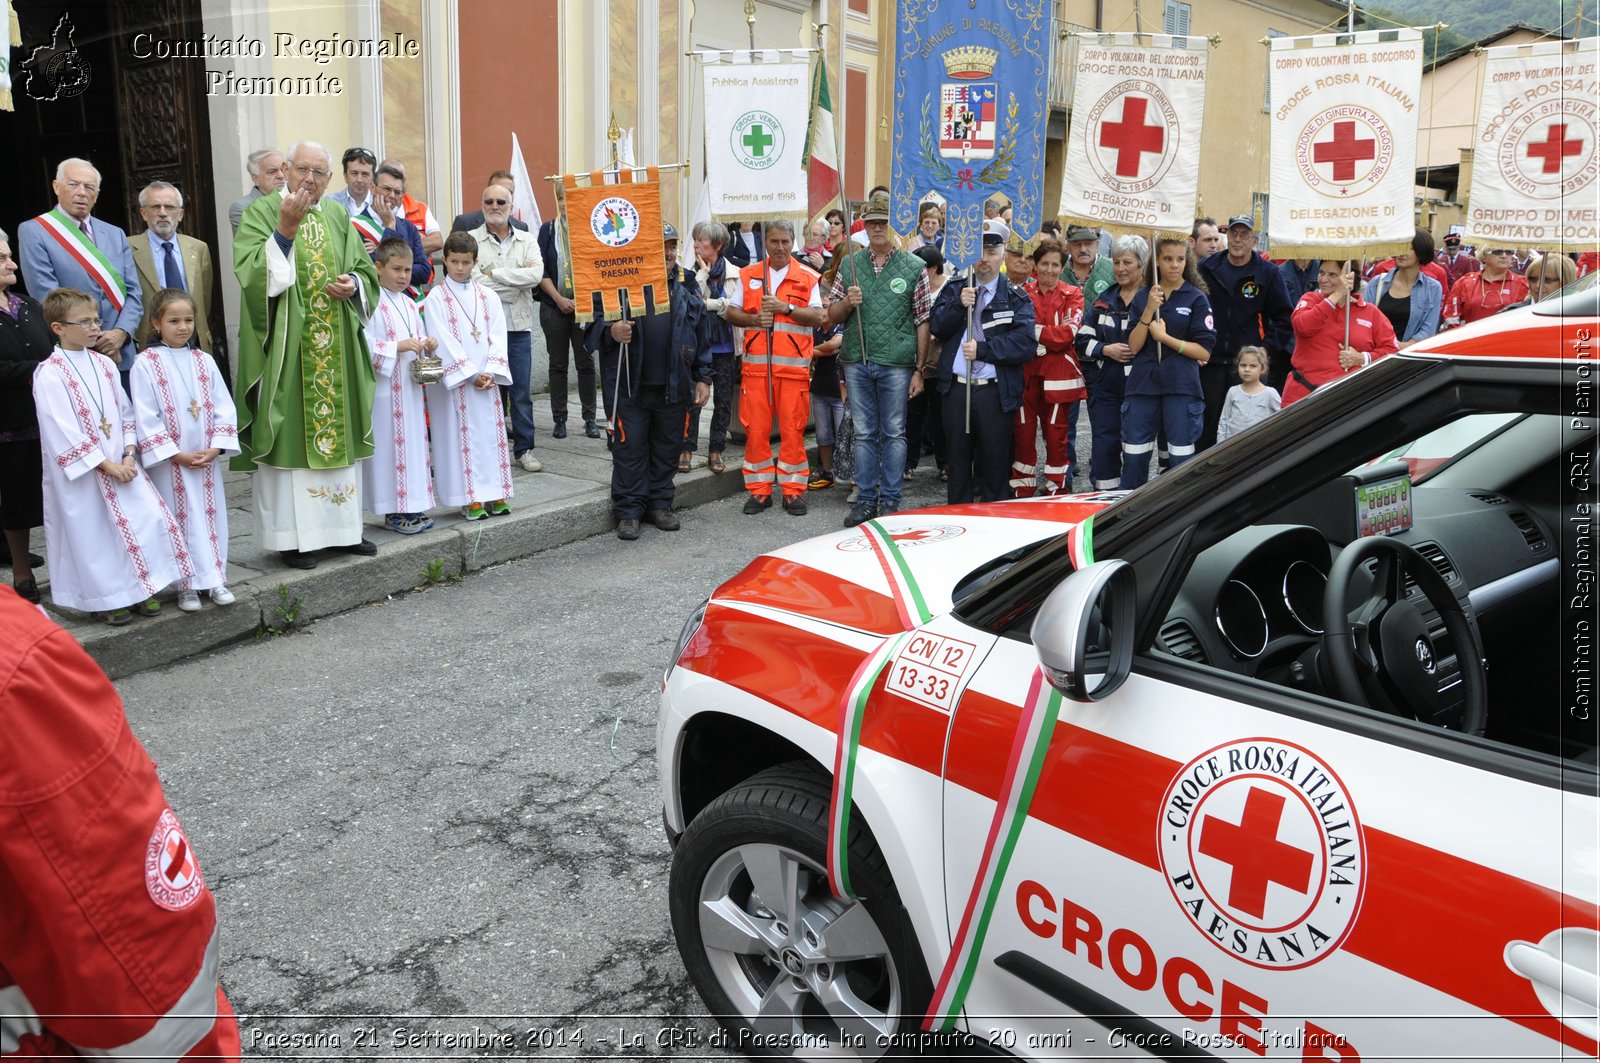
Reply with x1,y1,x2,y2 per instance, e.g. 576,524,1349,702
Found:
669,761,933,1059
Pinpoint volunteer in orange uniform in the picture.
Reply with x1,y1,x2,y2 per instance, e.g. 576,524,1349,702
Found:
724,220,827,516
0,587,241,1061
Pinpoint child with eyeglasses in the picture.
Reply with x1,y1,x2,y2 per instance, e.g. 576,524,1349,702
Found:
33,288,192,624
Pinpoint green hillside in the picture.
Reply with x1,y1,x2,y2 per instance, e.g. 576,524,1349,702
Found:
1361,0,1594,47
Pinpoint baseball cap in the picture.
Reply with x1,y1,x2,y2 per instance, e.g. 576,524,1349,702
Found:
1004,229,1028,255
1065,225,1099,243
1227,214,1255,231
860,191,891,222
663,222,679,241
982,218,1010,246
912,245,945,271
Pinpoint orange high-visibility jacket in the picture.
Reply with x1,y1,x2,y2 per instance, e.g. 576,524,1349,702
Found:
739,260,818,380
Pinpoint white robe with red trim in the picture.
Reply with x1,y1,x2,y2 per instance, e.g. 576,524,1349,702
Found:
129,346,239,591
33,347,192,612
362,292,437,515
422,279,513,507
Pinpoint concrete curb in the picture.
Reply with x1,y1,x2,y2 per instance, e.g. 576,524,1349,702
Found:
60,456,751,681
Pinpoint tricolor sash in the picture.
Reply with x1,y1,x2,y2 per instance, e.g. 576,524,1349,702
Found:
36,208,126,313
350,210,384,247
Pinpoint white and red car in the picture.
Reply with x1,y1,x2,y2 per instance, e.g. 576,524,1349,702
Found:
659,289,1599,1059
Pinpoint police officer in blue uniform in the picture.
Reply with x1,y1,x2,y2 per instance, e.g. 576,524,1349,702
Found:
1119,234,1216,489
589,223,712,540
1197,214,1292,448
1075,235,1150,490
928,219,1036,503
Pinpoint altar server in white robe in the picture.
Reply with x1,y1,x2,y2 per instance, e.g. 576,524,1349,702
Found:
423,232,513,519
130,288,240,611
33,288,191,622
364,237,438,533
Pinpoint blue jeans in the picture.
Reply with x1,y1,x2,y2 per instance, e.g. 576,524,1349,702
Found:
842,362,912,508
503,330,536,457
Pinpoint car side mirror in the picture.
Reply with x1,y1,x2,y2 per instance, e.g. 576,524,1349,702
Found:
1031,559,1136,702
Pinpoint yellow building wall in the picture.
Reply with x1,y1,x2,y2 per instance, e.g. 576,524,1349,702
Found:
262,6,378,175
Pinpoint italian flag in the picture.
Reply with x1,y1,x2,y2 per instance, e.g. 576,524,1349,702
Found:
803,55,841,223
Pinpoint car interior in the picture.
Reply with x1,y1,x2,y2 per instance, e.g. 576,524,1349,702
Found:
1155,407,1595,766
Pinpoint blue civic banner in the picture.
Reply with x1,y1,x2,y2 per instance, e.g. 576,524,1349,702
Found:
890,0,1051,268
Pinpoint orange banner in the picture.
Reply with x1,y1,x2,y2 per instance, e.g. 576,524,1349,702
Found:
561,167,670,323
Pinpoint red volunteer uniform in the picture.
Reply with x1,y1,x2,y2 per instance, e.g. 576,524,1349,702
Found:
739,259,820,501
1444,270,1530,328
0,589,240,1062
1013,281,1086,496
1283,291,1399,406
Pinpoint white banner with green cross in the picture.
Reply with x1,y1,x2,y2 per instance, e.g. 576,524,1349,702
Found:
700,49,810,223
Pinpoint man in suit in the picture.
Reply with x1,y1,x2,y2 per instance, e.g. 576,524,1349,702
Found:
228,148,286,234
450,170,528,234
18,157,143,390
130,181,214,353
323,146,379,229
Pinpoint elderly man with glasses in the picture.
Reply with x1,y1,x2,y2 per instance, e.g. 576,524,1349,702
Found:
17,157,144,392
130,180,216,355
232,139,380,569
468,183,545,472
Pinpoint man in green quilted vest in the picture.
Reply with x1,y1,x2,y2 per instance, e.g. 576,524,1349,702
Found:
825,191,931,527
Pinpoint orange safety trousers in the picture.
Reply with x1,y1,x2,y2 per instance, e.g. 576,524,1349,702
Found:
740,374,811,499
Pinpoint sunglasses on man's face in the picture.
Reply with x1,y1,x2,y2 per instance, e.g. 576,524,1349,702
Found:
343,148,376,165
483,198,509,206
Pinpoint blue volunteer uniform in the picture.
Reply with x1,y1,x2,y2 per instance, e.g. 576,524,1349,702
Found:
1075,286,1143,489
1197,250,1293,445
1119,282,1216,489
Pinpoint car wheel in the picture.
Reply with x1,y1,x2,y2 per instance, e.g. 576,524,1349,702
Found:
669,762,932,1059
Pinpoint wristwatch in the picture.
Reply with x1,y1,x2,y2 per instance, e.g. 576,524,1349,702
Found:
781,301,794,315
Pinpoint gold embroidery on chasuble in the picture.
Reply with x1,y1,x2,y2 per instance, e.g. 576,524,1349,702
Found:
298,210,348,465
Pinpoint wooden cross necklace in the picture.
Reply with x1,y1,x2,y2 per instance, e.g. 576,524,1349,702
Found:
444,281,481,341
62,348,112,438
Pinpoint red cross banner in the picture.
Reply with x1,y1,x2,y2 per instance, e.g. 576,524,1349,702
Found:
1058,33,1209,237
1465,37,1599,252
699,49,810,224
1269,29,1423,258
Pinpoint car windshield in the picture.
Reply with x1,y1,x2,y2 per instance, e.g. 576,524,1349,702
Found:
1360,412,1521,483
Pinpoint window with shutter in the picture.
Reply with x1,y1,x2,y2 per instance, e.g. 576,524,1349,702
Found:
1265,29,1286,109
1163,0,1191,36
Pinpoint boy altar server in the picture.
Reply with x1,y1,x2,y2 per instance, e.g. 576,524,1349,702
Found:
364,237,438,532
424,232,513,519
33,288,192,622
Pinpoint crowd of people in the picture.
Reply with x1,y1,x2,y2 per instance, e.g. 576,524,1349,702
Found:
0,152,1588,620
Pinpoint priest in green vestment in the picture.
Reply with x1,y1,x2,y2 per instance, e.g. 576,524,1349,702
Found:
233,140,380,568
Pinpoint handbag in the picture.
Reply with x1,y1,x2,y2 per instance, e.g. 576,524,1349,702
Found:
410,350,445,385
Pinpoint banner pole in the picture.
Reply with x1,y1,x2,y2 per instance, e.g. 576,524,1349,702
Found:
763,257,777,496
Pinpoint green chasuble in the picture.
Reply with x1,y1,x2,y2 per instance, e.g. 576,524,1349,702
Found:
232,191,379,473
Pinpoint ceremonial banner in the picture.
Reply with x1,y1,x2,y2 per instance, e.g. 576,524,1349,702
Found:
1466,37,1599,250
702,50,809,223
1059,33,1209,236
560,167,669,324
1269,29,1423,258
890,0,1051,268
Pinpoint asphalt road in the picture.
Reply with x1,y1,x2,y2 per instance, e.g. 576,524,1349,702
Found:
118,469,960,1060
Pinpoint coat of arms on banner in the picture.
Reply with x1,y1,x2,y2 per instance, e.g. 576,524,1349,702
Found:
940,82,996,158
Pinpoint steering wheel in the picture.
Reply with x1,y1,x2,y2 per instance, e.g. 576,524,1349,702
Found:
1322,535,1487,735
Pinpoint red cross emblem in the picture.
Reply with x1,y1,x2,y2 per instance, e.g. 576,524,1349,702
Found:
145,808,204,911
1525,123,1584,175
1099,96,1165,178
1198,787,1315,920
1313,121,1377,182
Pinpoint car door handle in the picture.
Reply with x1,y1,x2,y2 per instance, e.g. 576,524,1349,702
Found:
1504,928,1600,1041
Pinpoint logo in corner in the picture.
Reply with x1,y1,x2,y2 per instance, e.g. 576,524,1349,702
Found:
146,808,204,911
1158,739,1364,970
19,12,93,102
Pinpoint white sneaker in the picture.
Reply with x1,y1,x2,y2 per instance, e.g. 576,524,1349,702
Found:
177,590,202,612
518,452,543,473
210,585,236,606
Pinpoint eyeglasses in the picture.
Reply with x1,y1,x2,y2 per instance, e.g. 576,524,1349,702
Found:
483,198,509,206
60,317,100,329
342,147,376,166
145,204,181,213
292,164,331,180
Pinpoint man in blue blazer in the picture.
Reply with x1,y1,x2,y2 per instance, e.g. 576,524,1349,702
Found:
18,157,143,388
